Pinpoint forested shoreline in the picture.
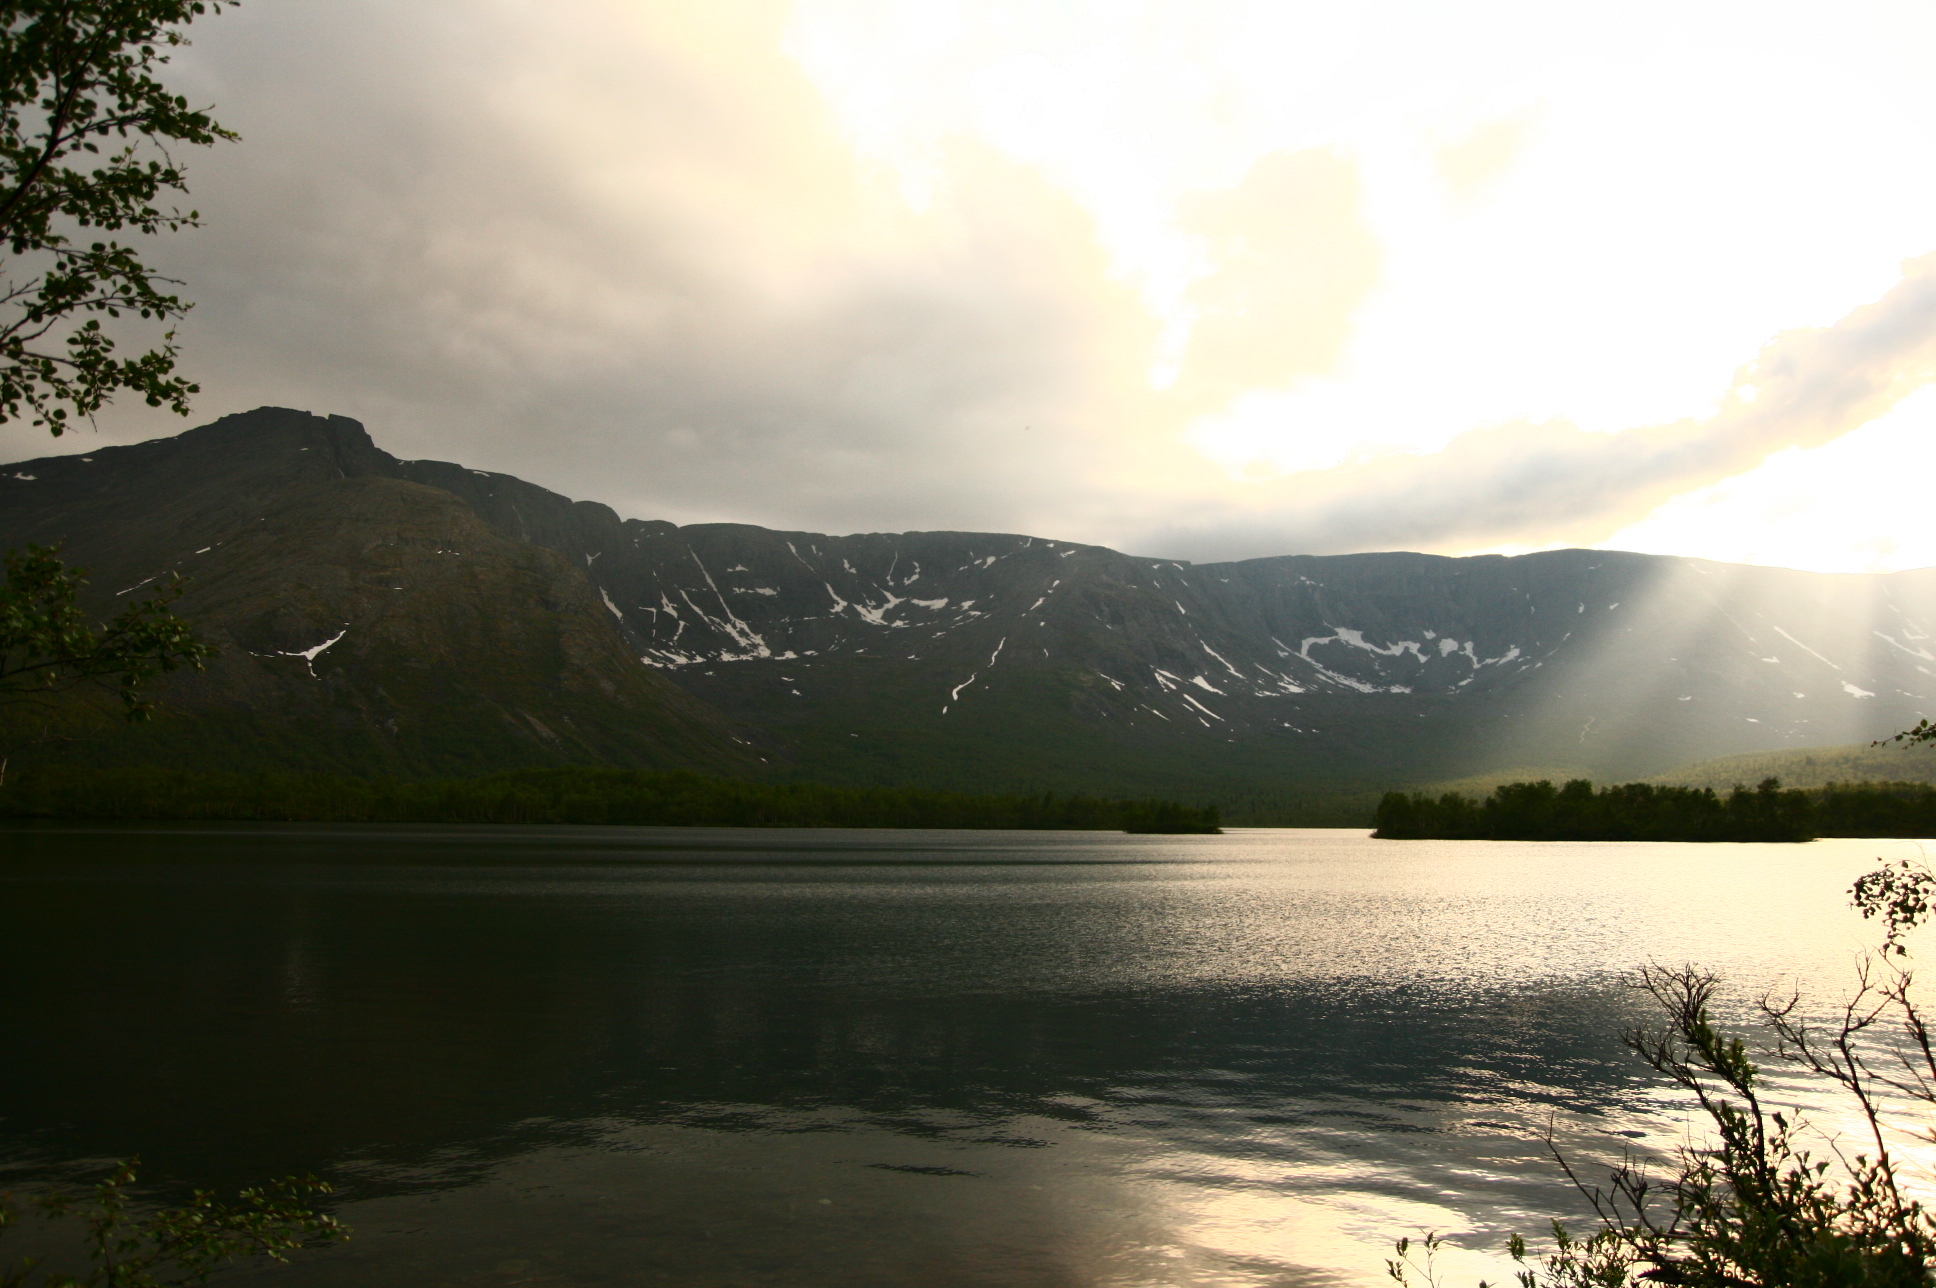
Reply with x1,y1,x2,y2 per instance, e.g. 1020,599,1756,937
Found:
1374,777,1936,842
0,765,1223,833
14,766,1936,839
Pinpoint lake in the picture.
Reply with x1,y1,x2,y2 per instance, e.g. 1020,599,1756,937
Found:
0,823,1919,1286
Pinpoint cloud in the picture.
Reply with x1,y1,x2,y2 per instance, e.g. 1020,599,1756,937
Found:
1434,108,1546,205
0,2,1403,546
0,0,1176,537
0,1,1930,573
1132,251,1936,560
1171,149,1381,403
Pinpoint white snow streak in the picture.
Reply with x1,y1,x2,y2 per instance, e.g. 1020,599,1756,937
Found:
266,627,348,678
851,588,907,627
944,640,1008,709
686,549,771,657
294,629,346,662
1875,631,1936,662
1179,692,1223,721
1200,643,1245,678
1772,625,1841,670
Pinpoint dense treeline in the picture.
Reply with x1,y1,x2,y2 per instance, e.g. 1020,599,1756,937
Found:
0,765,1222,832
1812,781,1936,838
1375,777,1814,841
1375,777,1936,842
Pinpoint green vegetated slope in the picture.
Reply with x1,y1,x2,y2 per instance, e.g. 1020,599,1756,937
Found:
0,766,1221,832
1644,741,1936,790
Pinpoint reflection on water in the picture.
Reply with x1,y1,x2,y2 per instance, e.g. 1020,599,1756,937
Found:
0,825,1916,1285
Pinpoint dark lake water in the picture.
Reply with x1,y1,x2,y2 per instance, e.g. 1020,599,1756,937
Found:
0,824,1917,1286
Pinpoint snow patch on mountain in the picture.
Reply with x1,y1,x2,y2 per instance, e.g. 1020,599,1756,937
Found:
1876,631,1936,662
851,589,907,627
1180,692,1223,721
1772,625,1840,670
1301,627,1425,663
1202,643,1245,678
263,627,348,678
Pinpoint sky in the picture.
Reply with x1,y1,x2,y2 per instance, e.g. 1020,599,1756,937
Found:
5,0,1936,572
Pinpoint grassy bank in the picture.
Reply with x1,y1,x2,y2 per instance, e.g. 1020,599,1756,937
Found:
0,765,1223,833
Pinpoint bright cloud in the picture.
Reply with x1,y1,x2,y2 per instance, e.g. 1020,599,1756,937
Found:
0,0,1932,571
1137,252,1936,560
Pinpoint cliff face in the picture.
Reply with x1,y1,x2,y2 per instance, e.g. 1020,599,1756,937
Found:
5,407,1932,794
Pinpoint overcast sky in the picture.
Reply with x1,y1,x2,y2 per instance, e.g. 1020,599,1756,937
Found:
5,0,1936,572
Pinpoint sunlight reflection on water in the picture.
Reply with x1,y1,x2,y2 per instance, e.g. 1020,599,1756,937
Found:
1,825,1928,1286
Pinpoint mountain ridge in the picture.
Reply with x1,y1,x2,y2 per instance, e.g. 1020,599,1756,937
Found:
4,407,1933,799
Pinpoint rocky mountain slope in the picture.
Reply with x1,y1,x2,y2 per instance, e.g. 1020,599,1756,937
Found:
5,407,1933,797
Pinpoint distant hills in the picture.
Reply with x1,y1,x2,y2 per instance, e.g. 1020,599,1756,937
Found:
4,407,1935,810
